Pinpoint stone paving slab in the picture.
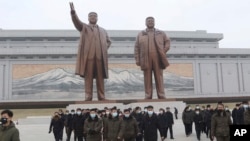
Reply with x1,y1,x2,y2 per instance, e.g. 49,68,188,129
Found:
17,118,214,141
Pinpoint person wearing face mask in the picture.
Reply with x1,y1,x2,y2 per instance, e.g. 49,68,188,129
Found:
72,108,85,141
64,110,70,140
232,104,242,125
193,108,203,141
211,103,232,141
157,108,166,140
143,107,148,115
182,106,194,137
66,109,75,141
244,104,250,125
84,108,103,141
121,109,139,141
103,107,123,141
0,109,20,141
238,101,249,124
224,106,231,117
131,106,143,141
204,105,214,139
142,105,163,141
165,107,174,140
49,112,64,141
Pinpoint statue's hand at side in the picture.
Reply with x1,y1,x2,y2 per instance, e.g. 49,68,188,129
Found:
69,2,75,14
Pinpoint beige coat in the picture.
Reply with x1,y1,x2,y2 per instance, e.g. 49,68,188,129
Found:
134,29,170,70
71,12,111,78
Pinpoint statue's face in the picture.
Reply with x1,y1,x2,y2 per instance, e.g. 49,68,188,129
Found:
146,18,155,28
88,13,98,24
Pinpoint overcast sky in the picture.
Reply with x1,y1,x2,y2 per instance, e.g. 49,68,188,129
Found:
0,0,250,48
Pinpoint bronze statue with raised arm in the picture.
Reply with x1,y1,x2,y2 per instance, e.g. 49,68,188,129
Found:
134,17,170,99
69,2,111,101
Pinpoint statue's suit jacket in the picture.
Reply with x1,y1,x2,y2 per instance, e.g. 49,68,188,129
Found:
134,29,170,70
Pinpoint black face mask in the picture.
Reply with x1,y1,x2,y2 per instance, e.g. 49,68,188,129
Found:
0,118,8,124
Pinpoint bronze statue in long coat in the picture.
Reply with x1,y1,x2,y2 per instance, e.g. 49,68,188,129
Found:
70,2,111,101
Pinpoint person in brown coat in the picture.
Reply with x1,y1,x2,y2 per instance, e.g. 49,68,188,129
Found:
84,109,103,141
69,2,111,101
134,17,170,99
121,109,139,141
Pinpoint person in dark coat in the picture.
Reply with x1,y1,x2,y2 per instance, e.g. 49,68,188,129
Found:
122,109,139,141
58,109,65,141
142,105,163,141
84,108,103,141
49,112,64,141
244,106,250,125
200,106,206,133
204,105,214,139
182,106,194,137
211,103,232,141
165,107,174,139
72,108,85,141
103,107,123,141
0,109,20,141
157,108,166,139
131,107,143,141
174,107,178,119
66,109,75,141
64,110,69,140
193,108,203,141
232,104,241,125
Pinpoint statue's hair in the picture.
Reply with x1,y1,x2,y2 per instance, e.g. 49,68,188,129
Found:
88,12,98,16
145,16,154,21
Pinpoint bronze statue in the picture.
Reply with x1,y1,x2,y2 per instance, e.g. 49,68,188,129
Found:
134,17,170,99
70,2,111,101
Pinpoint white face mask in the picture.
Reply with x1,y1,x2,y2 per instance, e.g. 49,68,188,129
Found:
144,109,148,113
77,111,81,115
148,111,153,115
106,112,110,115
112,112,118,117
124,114,130,118
195,111,200,114
243,105,248,108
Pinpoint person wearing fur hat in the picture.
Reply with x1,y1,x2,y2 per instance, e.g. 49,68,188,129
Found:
121,109,139,141
103,107,123,141
84,108,103,141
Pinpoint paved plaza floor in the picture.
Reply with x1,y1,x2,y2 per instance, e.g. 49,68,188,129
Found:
17,116,214,141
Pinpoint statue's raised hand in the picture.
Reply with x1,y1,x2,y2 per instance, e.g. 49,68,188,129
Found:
69,2,75,14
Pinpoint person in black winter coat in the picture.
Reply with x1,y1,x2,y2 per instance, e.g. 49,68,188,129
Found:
157,108,166,139
204,105,214,139
182,106,194,137
66,109,75,141
72,108,85,141
58,109,65,141
49,112,64,141
165,107,174,139
232,104,242,125
174,107,178,119
131,107,143,141
193,109,203,141
141,105,163,141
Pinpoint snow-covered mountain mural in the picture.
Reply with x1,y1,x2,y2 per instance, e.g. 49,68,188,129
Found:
12,68,194,99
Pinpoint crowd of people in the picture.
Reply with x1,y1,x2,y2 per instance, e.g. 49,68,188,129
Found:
182,101,250,141
49,101,250,141
49,105,177,141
